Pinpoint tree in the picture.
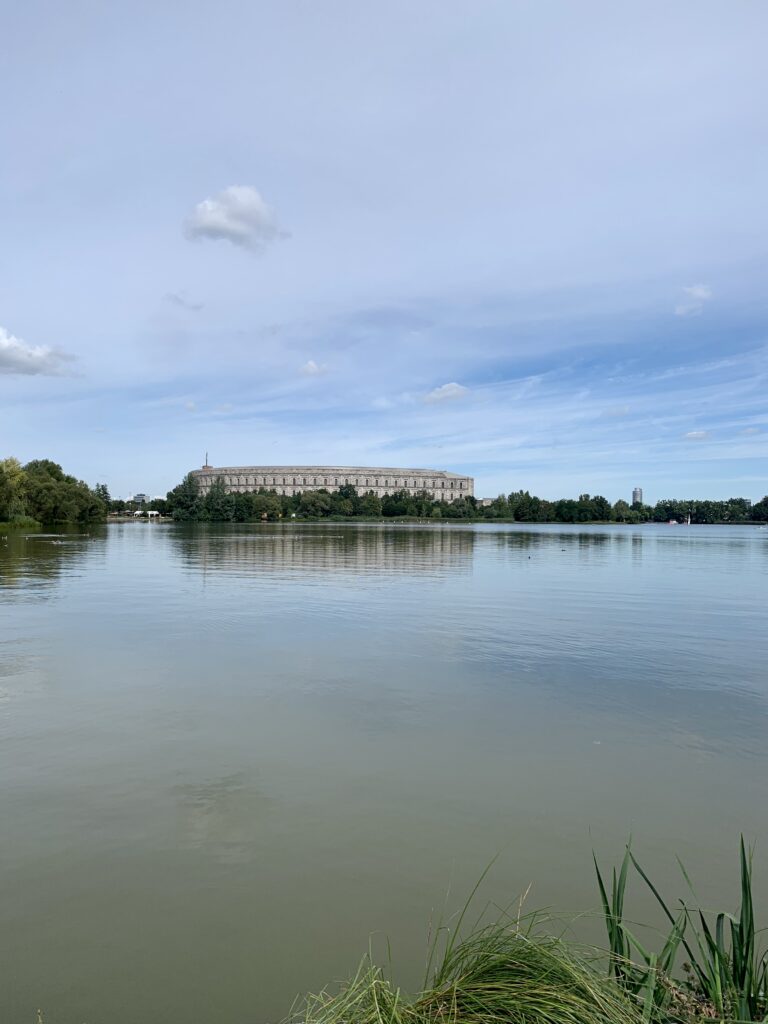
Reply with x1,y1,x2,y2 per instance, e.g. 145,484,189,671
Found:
22,460,105,523
166,473,203,521
0,457,27,521
95,483,111,506
204,478,235,521
358,491,382,517
299,490,332,517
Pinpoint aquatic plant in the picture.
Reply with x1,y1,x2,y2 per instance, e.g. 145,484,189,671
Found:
595,837,767,1022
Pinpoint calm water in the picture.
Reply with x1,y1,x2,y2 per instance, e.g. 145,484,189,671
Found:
1,522,767,1023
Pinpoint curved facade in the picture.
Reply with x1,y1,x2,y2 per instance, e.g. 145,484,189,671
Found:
190,464,474,501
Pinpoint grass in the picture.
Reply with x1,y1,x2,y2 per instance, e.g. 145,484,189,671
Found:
0,516,41,530
296,840,765,1024
296,916,641,1024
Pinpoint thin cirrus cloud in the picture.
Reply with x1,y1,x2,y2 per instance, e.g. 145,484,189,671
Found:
424,382,468,403
184,186,287,251
300,360,327,376
684,430,710,440
0,326,74,376
674,284,712,317
164,291,204,312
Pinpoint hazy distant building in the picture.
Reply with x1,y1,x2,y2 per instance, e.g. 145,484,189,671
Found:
132,493,149,504
190,464,474,501
632,487,643,505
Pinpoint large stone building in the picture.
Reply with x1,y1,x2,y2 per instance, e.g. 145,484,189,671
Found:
190,464,474,501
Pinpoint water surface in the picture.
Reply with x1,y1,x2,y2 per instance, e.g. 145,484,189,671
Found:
1,522,767,1023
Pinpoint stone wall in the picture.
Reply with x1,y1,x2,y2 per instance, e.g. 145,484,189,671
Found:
189,465,474,501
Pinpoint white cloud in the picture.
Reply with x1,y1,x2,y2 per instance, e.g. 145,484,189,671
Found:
184,401,197,412
185,185,286,251
741,426,761,435
684,430,710,441
424,382,468,403
300,359,327,376
0,326,74,376
674,283,712,317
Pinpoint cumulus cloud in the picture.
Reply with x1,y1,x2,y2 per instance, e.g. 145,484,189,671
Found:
674,284,712,317
0,326,75,376
424,382,468,403
165,291,203,311
185,186,286,251
684,430,710,441
300,359,327,376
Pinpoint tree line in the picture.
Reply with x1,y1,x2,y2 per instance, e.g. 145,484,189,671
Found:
164,474,768,524
4,457,767,525
0,458,106,525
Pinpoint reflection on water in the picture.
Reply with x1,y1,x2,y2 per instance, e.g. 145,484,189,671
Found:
1,522,767,1024
174,772,273,864
170,522,476,577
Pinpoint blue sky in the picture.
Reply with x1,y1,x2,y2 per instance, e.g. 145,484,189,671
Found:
1,1,767,501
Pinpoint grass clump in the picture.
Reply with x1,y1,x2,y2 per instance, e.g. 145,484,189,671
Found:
296,915,640,1024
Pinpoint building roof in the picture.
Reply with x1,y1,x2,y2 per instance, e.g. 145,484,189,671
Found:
191,465,470,478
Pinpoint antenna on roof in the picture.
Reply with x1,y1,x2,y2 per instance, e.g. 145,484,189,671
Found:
204,451,209,468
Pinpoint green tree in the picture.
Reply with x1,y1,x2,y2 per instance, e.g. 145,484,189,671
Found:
22,460,105,523
203,478,235,521
299,490,332,517
166,473,203,521
358,491,382,517
95,483,111,506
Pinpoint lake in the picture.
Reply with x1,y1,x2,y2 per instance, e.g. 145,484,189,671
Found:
1,522,767,1023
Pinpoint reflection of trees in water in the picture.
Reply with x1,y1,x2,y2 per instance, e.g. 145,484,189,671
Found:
0,530,105,597
169,524,476,578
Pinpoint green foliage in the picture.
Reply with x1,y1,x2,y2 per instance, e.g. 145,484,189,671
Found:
0,456,105,524
299,916,639,1024
595,837,767,1022
651,498,756,524
94,482,111,506
162,473,767,526
165,473,203,521
594,843,685,1021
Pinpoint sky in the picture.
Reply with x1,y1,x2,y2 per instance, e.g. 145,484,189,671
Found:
1,0,767,502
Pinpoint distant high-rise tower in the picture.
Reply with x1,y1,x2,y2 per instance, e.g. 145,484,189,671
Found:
632,487,643,505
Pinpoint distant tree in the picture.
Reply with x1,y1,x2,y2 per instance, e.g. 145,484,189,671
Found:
21,459,105,523
0,457,27,521
165,473,203,521
358,491,382,517
203,478,235,521
95,483,111,506
299,490,332,517
381,489,410,517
